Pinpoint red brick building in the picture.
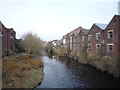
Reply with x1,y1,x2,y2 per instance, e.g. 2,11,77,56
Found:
87,15,120,59
62,15,120,59
0,21,16,54
63,26,82,52
87,23,107,56
77,28,89,52
72,27,82,52
103,15,120,59
62,26,88,54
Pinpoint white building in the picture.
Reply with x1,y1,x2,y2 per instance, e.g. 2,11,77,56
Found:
118,1,120,15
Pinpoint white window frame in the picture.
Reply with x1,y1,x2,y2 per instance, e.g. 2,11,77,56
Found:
73,37,76,43
96,44,100,50
108,30,113,38
88,35,91,41
78,37,80,43
107,43,113,52
70,37,73,50
96,33,100,40
70,37,72,43
63,39,66,44
88,44,91,52
82,36,85,42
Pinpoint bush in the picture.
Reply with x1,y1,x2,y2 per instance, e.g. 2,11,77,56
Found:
2,54,44,88
78,41,88,64
88,55,120,77
21,32,43,55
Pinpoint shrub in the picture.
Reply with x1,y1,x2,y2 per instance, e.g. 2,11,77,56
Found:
21,32,43,55
78,41,88,64
87,55,120,77
2,54,44,88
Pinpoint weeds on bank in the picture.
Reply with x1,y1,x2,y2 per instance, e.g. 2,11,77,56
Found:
87,55,120,77
2,54,43,88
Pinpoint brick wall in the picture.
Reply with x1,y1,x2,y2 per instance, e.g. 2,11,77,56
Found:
0,21,16,52
87,24,104,55
104,15,120,58
62,15,120,59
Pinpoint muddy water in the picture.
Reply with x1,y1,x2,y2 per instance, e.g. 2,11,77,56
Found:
36,56,120,88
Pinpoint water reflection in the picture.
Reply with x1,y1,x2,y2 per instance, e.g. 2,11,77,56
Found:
36,56,120,88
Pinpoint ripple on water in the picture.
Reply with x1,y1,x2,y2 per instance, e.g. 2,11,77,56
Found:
36,56,120,88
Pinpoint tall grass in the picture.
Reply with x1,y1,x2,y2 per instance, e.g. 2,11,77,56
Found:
2,54,44,88
88,55,120,77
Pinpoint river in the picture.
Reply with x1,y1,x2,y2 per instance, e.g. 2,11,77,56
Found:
36,56,120,88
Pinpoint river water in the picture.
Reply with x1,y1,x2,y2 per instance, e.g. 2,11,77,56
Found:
36,56,120,88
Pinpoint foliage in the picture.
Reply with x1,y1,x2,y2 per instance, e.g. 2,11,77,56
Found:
79,40,88,64
54,47,67,56
45,41,54,55
66,47,71,55
96,48,103,58
15,39,25,53
21,32,43,55
2,54,44,88
88,55,120,77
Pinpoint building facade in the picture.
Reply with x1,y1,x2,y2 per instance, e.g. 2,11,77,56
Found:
62,26,88,55
87,23,107,55
0,21,16,54
104,15,120,59
62,15,120,59
63,26,81,51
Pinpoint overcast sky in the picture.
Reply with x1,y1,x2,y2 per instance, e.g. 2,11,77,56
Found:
0,0,119,41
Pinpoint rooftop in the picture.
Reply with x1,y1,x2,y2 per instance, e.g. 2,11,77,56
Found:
95,23,108,30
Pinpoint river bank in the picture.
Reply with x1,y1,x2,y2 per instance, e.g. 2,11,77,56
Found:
36,56,120,88
55,55,120,78
2,54,44,88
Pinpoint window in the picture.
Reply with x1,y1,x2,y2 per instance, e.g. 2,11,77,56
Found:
107,44,113,52
96,44,100,50
88,44,91,52
108,30,113,38
73,43,76,47
0,32,2,37
73,38,76,43
78,37,80,43
82,36,85,41
88,35,91,41
0,32,3,37
70,37,73,50
76,38,77,43
10,33,14,38
102,39,105,44
96,33,100,40
70,37,72,43
63,39,66,44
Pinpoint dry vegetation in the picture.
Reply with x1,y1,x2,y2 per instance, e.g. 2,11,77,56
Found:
2,54,44,88
21,32,43,55
88,56,120,77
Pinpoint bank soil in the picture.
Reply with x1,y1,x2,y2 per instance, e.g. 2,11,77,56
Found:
2,54,44,88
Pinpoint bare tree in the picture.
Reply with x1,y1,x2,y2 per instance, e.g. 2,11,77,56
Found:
21,32,43,55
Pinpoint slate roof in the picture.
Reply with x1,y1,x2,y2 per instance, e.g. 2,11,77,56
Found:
82,29,89,34
95,23,108,30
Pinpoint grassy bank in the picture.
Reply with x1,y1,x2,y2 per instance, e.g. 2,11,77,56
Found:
53,48,120,78
2,54,44,88
87,56,120,78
